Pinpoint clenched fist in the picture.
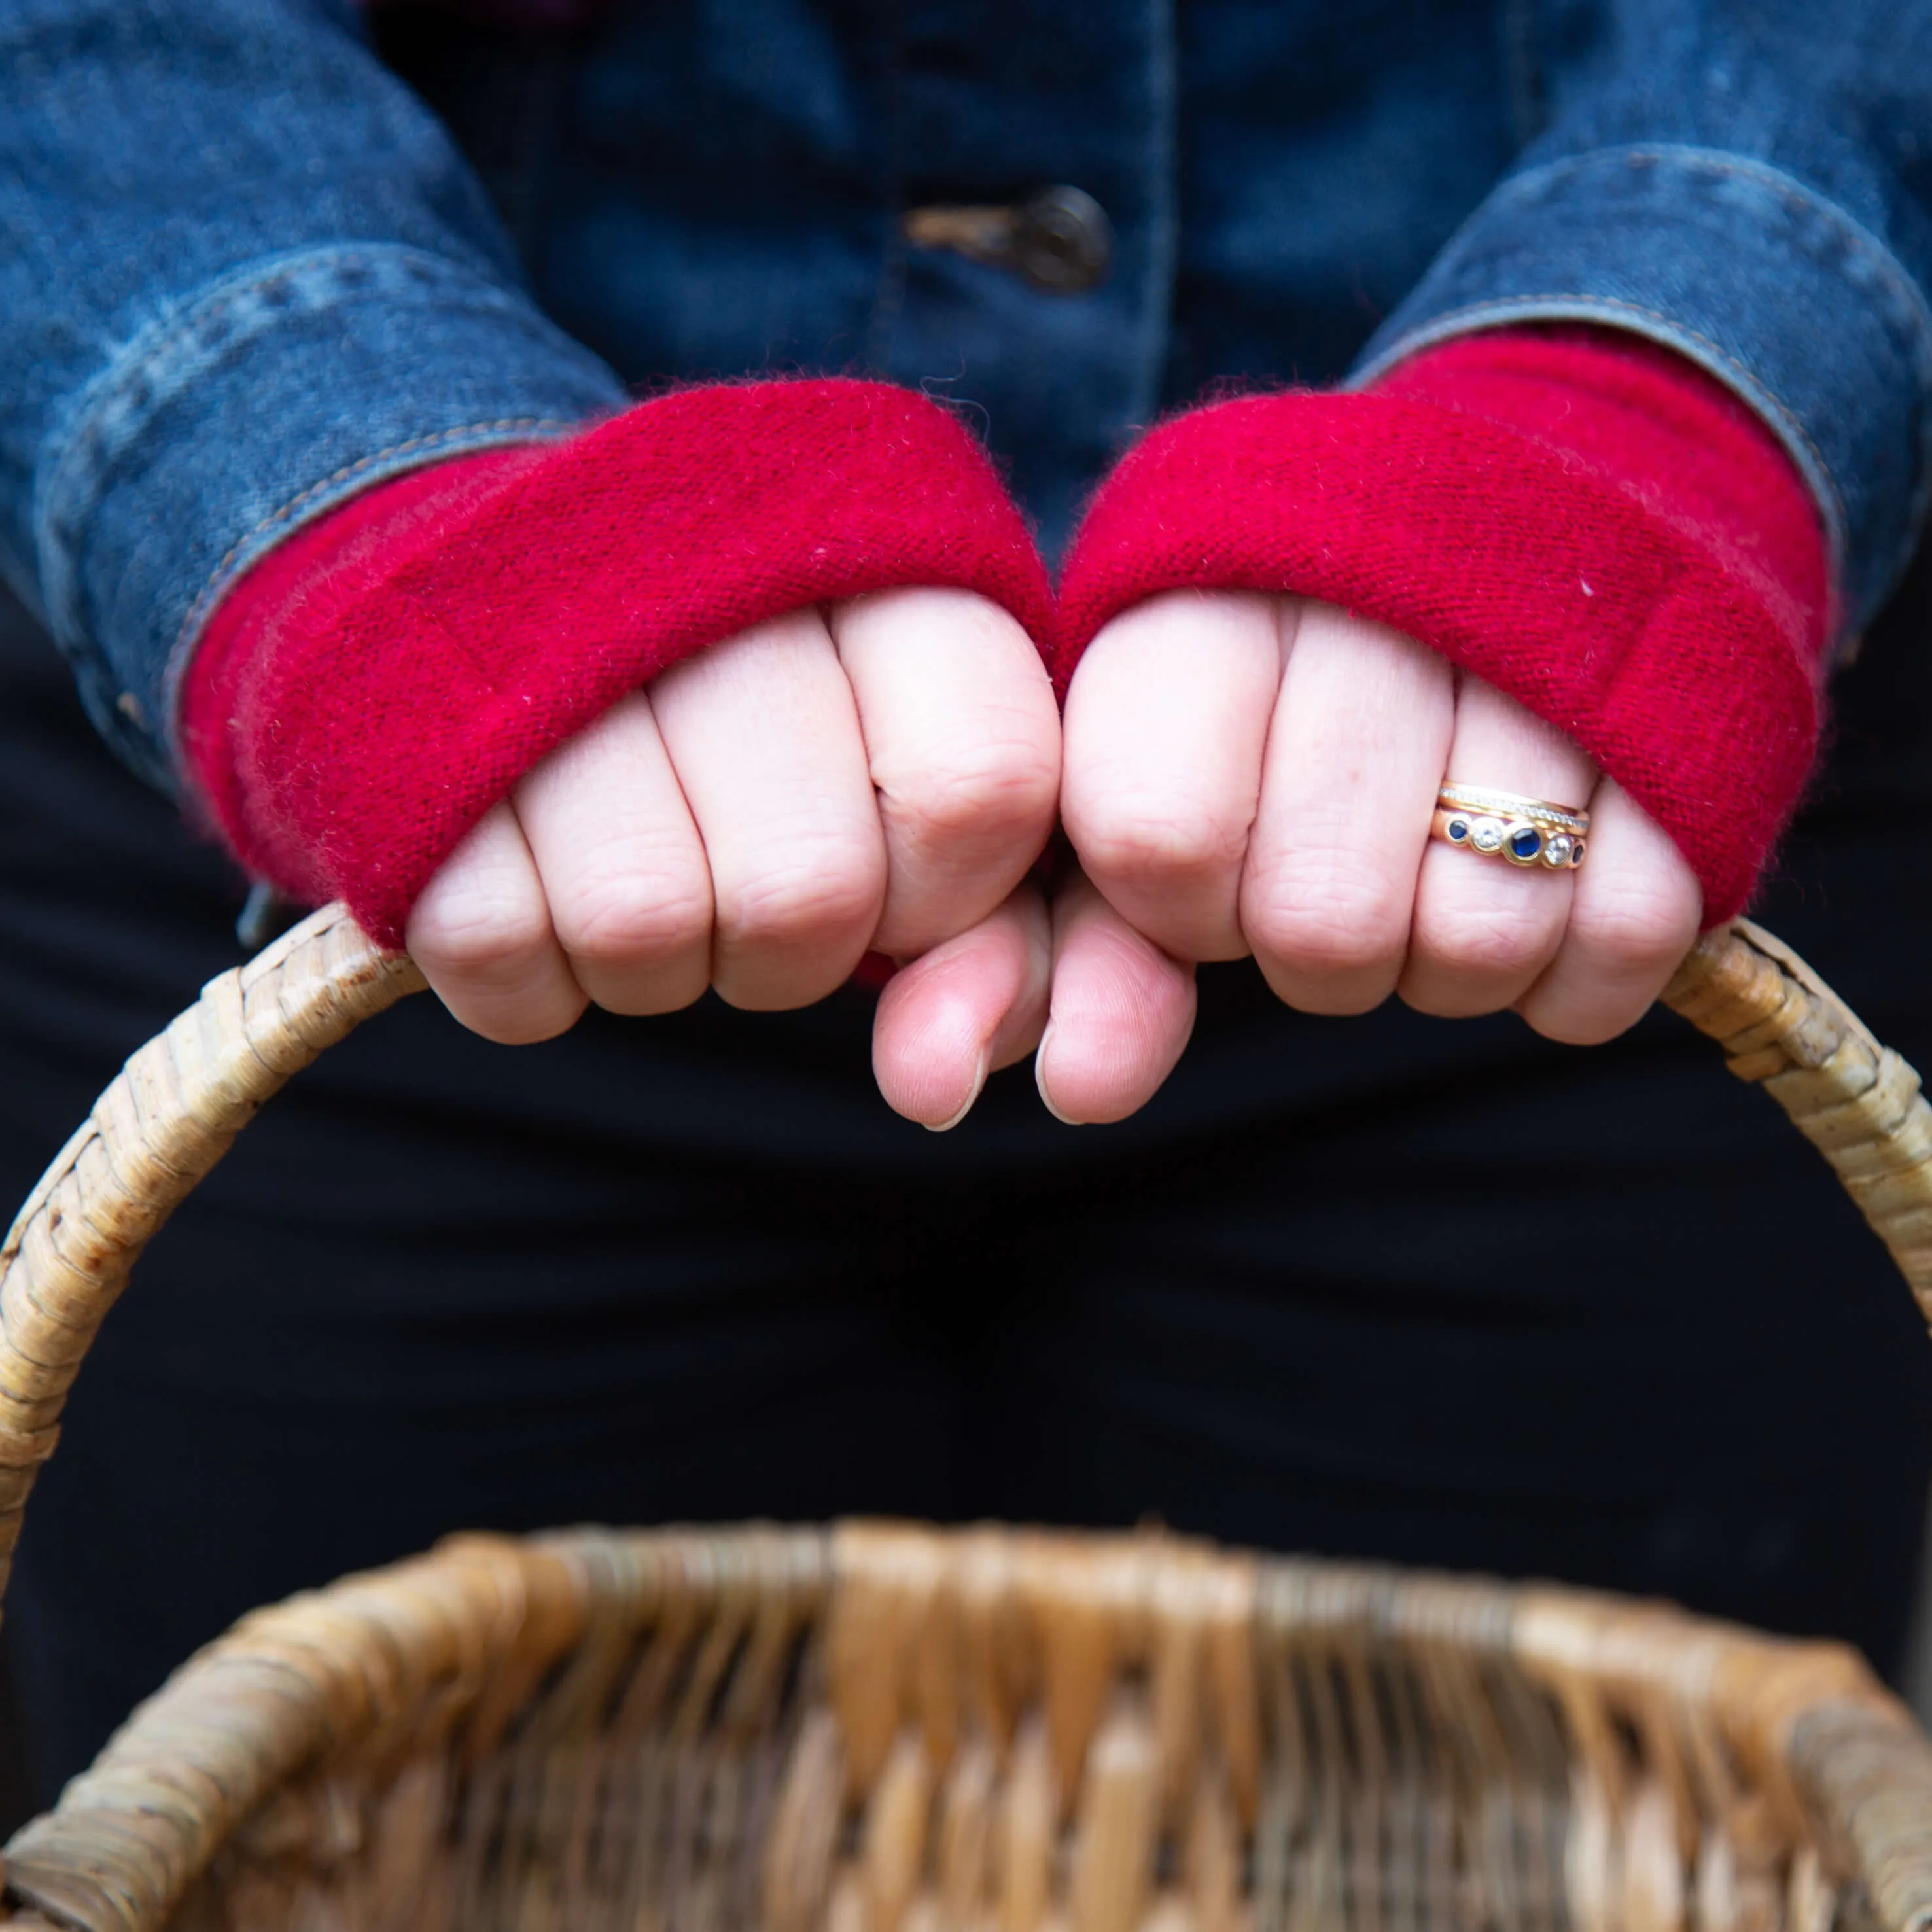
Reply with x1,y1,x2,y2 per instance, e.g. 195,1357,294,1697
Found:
876,590,1703,1129
406,588,1063,1095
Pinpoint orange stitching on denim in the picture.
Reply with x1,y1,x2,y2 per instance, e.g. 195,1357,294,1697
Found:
46,247,535,538
1500,146,1932,349
160,417,576,750
44,239,603,646
1356,141,1932,614
1360,292,1842,532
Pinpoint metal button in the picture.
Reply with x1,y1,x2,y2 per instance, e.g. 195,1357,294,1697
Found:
1009,186,1114,293
902,185,1113,295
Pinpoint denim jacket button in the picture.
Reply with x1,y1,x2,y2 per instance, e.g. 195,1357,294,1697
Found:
902,184,1113,295
1011,186,1113,293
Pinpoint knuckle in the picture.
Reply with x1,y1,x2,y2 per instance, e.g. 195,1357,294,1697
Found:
1243,858,1410,979
553,861,712,967
884,729,1060,856
716,837,885,948
1570,867,1701,966
1073,786,1252,892
411,884,552,979
1416,896,1558,981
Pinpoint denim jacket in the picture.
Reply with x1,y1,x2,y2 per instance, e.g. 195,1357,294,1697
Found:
4,0,1930,795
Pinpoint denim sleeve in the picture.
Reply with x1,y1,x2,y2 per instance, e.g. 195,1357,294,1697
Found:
1350,1,1932,635
0,0,627,791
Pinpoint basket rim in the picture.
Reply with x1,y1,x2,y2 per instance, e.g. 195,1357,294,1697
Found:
5,1521,1926,1932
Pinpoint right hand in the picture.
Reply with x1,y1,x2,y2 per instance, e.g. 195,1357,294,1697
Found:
404,586,1063,1121
871,589,1703,1134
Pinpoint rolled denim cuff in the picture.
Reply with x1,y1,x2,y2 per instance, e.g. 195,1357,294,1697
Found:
33,243,627,792
1350,145,1932,636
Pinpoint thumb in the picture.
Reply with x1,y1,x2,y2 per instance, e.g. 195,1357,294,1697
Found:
871,883,1053,1129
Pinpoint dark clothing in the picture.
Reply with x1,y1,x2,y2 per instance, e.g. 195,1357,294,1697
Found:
6,555,1932,1797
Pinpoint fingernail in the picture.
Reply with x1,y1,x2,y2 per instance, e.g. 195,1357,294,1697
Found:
925,1049,989,1133
1033,1025,1080,1126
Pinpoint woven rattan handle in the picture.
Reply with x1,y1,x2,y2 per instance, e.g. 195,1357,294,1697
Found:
0,904,423,1604
0,902,1927,1614
1661,917,1932,1320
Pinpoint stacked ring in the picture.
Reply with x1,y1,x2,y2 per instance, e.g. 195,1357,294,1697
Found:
1433,784,1589,870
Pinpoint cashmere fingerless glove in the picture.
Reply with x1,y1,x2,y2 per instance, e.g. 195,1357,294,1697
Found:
1056,329,1829,921
183,379,1054,944
186,336,1828,940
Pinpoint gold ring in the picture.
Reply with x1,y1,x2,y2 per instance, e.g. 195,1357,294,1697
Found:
1432,802,1587,871
1437,782,1590,835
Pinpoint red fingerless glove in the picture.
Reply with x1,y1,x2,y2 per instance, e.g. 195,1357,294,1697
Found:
183,379,1054,945
1056,330,1831,922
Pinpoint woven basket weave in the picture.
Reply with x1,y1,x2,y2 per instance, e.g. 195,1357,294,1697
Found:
2,903,1931,1932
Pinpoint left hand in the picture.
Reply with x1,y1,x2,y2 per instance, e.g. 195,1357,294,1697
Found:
874,590,1702,1127
405,586,1063,1059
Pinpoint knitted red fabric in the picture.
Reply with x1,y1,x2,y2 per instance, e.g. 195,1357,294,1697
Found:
183,379,1056,945
1055,330,1830,921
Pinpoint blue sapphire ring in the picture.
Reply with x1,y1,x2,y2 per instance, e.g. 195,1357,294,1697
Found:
1433,784,1590,871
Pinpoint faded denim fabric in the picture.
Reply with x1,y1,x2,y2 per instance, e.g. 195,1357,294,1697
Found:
0,1,626,790
1353,3,1932,635
4,0,1932,795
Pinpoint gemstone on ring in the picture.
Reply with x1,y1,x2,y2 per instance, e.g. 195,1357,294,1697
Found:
1569,837,1586,867
1543,834,1574,868
1470,817,1505,853
1506,822,1543,862
1445,815,1471,843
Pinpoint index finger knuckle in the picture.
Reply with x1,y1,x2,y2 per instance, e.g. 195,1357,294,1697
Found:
880,723,1061,860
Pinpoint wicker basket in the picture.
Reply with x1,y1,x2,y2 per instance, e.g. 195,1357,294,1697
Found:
2,904,1931,1932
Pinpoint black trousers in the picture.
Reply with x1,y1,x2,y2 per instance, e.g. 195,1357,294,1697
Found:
5,580,1931,1804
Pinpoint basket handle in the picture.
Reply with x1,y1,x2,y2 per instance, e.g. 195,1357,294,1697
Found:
0,902,1927,1615
1661,917,1932,1320
0,904,423,1604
